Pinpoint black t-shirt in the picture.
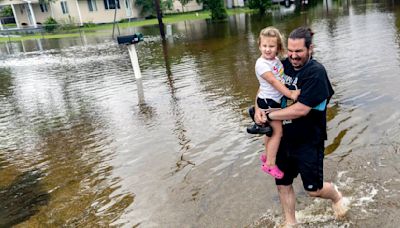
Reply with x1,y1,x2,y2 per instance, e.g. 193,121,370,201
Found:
281,57,334,145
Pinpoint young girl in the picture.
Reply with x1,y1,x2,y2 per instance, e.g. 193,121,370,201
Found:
254,26,299,179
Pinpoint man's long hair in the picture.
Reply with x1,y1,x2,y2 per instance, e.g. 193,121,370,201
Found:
289,27,314,49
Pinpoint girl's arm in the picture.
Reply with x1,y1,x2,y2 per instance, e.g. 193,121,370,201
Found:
261,71,299,100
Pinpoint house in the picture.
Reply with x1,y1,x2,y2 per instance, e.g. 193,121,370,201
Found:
0,0,203,30
0,0,247,31
225,0,244,9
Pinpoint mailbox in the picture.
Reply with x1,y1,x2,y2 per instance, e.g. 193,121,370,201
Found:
117,33,144,45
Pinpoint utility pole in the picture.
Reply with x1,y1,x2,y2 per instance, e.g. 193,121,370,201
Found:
154,0,165,40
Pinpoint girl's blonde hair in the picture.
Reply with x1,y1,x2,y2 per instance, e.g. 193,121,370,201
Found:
258,26,286,58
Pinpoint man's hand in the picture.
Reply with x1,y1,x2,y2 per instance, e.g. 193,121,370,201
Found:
256,108,281,124
254,107,266,125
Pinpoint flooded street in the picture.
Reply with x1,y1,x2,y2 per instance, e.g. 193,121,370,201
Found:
1,0,400,227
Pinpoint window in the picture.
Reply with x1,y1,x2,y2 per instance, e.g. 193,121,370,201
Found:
40,3,48,12
87,0,98,12
104,0,120,10
61,1,69,14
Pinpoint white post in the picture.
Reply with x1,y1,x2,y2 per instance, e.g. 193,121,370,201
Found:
21,40,26,52
10,4,21,29
136,77,145,104
5,41,11,54
36,38,43,51
125,0,132,18
127,44,142,79
0,19,3,30
166,24,172,37
49,1,54,18
75,0,83,26
81,31,88,46
26,1,38,28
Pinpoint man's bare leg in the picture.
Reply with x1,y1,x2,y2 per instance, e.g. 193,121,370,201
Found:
277,185,297,226
307,182,348,218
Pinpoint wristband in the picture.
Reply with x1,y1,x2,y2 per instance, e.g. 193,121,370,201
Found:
266,113,273,122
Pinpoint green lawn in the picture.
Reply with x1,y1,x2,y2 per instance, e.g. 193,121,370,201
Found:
0,8,257,43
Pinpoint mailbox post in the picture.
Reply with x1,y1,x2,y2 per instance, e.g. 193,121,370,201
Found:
117,33,144,79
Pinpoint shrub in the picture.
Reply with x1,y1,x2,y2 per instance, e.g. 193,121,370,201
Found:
43,17,58,32
0,6,13,17
83,22,96,28
119,19,129,23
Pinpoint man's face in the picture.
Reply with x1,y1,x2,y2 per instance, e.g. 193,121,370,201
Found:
287,38,312,70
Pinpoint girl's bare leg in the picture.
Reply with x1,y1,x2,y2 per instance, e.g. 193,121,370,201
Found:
265,120,282,166
263,135,269,160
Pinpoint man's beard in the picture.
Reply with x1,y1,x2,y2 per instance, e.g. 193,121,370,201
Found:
290,54,310,69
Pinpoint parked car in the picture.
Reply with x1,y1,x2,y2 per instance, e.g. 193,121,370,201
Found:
271,0,295,7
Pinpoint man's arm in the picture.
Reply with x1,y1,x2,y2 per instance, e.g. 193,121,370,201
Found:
266,102,311,122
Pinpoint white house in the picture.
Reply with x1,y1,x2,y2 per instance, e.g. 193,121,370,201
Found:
0,0,204,29
0,0,247,30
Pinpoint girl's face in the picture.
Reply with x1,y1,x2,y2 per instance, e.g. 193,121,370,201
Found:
259,36,279,60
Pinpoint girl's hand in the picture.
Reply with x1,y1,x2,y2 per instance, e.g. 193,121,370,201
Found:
290,90,301,101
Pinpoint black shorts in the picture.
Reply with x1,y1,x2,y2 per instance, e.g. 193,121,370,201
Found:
256,97,281,109
248,98,280,124
275,141,324,192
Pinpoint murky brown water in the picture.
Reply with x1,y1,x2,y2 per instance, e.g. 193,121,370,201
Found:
1,0,400,227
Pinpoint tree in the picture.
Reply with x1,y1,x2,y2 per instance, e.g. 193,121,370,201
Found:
199,0,227,20
178,0,191,12
164,0,173,11
135,0,173,17
0,6,13,17
247,0,272,14
135,0,154,17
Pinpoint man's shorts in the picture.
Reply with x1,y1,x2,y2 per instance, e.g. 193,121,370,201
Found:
275,141,324,192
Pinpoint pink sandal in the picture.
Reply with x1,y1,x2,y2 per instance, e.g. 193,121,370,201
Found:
261,164,284,179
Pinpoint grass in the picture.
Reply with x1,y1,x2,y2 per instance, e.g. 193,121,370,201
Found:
0,8,257,43
0,33,88,42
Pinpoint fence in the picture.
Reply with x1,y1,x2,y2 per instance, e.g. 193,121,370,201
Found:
0,22,109,45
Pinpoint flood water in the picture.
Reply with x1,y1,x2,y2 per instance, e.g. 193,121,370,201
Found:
1,0,400,227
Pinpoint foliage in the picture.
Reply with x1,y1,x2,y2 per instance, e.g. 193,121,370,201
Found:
0,6,13,17
135,0,174,17
119,18,130,23
58,16,78,30
135,0,153,16
247,0,272,14
164,0,173,11
83,22,96,27
199,0,227,20
178,0,191,12
43,17,58,33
